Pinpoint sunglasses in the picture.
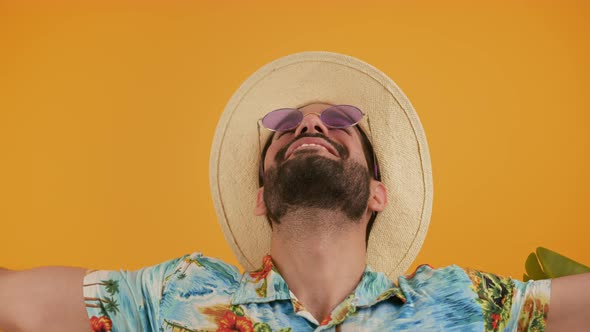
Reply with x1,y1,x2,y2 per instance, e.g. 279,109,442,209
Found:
259,104,365,132
257,104,380,182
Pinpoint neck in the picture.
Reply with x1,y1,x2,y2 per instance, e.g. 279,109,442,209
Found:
270,209,367,324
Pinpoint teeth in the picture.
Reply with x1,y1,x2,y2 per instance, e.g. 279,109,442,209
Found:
295,143,327,151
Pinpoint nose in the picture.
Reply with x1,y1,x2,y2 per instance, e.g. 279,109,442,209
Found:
294,112,329,136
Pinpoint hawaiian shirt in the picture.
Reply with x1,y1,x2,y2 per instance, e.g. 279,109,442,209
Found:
83,253,551,332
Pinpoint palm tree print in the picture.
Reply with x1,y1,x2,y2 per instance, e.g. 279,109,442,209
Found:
163,319,202,332
84,296,120,315
103,296,120,314
164,256,204,283
84,278,121,316
84,279,120,296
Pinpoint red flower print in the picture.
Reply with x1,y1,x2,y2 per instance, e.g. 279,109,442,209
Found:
491,313,500,330
320,314,332,326
90,316,112,332
292,298,305,313
217,311,254,332
249,255,273,282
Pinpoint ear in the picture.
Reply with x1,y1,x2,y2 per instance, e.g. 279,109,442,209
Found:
254,187,267,216
368,180,387,213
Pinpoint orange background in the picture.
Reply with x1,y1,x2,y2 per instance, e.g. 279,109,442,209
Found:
1,1,589,280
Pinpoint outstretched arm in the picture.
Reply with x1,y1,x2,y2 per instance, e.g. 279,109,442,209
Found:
0,267,90,332
546,273,590,332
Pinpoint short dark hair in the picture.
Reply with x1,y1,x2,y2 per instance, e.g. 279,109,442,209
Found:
258,126,381,245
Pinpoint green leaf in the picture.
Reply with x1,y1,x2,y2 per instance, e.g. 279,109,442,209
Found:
536,247,590,278
523,274,530,282
525,252,547,280
255,278,268,298
253,322,272,332
230,305,245,316
277,328,293,332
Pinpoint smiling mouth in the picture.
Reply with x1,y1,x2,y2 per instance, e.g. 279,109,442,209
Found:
285,138,340,160
275,134,349,163
293,143,329,153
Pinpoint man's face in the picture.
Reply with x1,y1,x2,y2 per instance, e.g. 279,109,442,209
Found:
262,103,369,173
258,103,372,223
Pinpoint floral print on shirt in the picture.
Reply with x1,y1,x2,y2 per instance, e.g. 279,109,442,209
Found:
466,268,551,332
516,279,551,331
466,268,516,331
83,253,551,331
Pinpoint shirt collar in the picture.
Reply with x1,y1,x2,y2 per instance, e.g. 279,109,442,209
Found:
230,255,406,307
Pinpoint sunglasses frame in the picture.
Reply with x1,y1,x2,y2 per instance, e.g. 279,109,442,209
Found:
259,104,365,133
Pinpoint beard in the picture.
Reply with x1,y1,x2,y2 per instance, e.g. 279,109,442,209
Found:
263,147,371,224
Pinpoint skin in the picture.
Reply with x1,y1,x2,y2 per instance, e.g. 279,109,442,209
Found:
546,273,590,331
254,103,388,322
0,267,89,331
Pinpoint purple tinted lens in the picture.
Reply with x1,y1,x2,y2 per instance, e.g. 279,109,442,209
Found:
321,105,363,128
261,109,303,131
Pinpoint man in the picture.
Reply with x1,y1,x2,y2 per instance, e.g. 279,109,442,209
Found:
0,52,588,331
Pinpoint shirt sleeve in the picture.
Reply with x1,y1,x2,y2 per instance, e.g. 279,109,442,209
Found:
465,268,551,332
82,255,186,332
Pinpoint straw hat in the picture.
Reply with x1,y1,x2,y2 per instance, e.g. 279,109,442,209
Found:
209,51,432,279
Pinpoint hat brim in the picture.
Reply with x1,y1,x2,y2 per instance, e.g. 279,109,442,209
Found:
210,51,433,279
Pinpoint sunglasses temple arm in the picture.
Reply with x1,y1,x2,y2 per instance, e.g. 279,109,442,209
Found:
257,121,261,158
366,115,380,180
257,121,264,182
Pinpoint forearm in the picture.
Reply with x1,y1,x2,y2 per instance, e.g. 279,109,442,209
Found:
546,273,590,332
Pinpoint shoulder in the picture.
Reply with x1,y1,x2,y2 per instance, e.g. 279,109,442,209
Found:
399,264,471,288
162,252,242,289
399,265,551,332
158,253,243,328
397,264,477,302
82,253,243,331
397,264,523,301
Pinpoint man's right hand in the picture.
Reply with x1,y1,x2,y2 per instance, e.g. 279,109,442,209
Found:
0,267,90,332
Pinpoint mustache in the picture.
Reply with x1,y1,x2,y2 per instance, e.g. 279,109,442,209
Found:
275,133,349,162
